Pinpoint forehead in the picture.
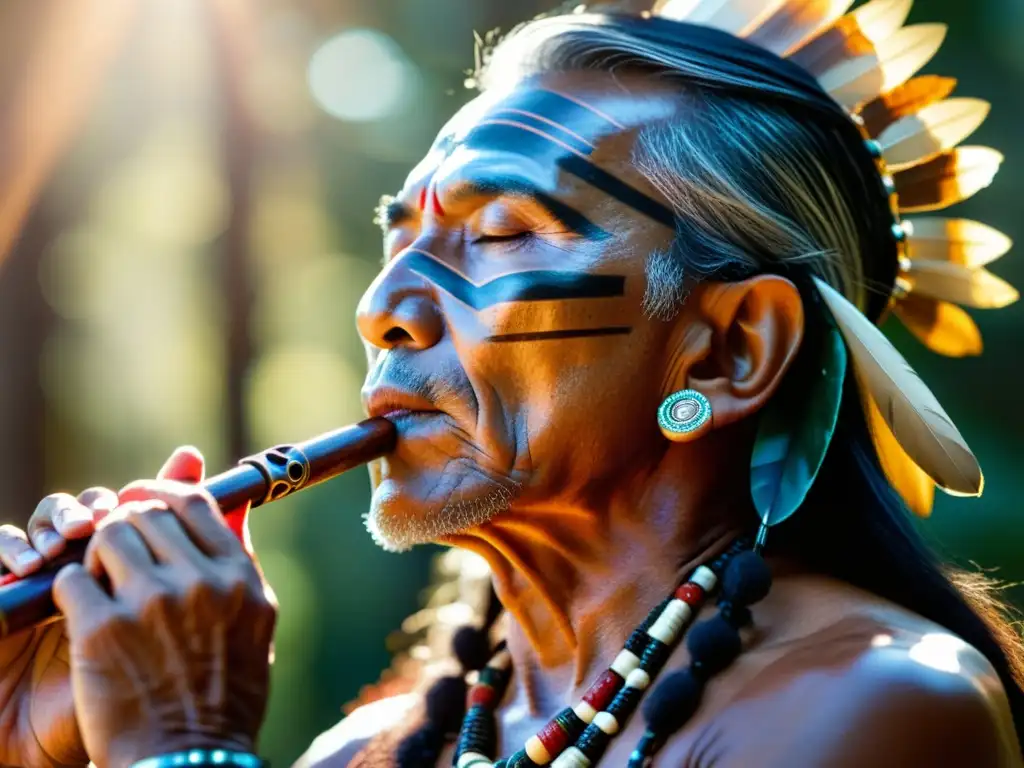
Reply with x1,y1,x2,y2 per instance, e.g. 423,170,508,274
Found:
404,71,682,192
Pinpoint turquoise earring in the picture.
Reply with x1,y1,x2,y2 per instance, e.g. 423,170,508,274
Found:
658,389,712,442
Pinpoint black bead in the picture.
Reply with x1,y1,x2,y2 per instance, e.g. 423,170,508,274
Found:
577,723,612,761
396,723,446,768
640,637,672,675
718,601,752,629
606,683,644,724
424,675,467,735
453,626,493,671
721,551,772,607
686,615,742,676
455,704,496,760
626,729,665,768
641,668,703,734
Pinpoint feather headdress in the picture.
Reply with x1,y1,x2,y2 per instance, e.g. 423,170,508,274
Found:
647,0,1015,515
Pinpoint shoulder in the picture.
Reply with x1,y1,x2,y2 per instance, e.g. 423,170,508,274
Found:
293,694,420,768
715,626,1021,768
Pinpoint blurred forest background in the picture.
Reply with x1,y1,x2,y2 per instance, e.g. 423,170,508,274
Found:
0,0,1021,764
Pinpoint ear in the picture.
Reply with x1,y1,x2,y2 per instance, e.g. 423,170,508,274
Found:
662,275,805,429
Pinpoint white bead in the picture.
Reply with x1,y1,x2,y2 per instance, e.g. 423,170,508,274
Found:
610,649,640,678
573,700,597,723
646,599,689,644
593,711,620,735
690,565,717,592
525,735,552,765
457,753,493,768
551,747,592,768
626,668,651,690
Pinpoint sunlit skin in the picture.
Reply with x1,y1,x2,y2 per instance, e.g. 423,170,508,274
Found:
346,69,1021,765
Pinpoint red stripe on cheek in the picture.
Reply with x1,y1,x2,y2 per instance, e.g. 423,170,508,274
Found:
431,186,446,217
418,186,427,211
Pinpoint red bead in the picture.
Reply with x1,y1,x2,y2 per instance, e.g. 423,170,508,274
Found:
582,669,623,711
675,582,704,605
468,684,498,709
536,718,571,757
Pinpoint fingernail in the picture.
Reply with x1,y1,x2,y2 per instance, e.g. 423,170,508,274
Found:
16,550,42,572
36,530,64,557
56,505,93,536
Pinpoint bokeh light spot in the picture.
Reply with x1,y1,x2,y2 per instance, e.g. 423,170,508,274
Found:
307,29,415,122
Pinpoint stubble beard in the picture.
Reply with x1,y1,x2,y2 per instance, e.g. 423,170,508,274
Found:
363,480,519,553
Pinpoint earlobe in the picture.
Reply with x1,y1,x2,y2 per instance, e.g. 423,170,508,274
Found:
661,276,805,431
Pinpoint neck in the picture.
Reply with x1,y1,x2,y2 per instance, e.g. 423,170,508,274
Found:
444,429,752,714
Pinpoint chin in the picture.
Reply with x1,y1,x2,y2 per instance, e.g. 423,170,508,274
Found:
363,458,517,552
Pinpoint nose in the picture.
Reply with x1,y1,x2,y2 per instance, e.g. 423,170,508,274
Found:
357,257,444,350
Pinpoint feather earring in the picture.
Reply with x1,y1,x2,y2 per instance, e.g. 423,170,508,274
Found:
814,277,982,495
750,316,846,550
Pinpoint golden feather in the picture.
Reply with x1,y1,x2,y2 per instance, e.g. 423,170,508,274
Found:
788,0,913,76
814,277,982,495
904,260,1019,309
745,0,854,56
892,295,983,357
878,98,990,171
650,0,701,20
905,217,1012,268
818,24,946,110
863,389,936,516
681,0,786,34
859,76,958,138
894,146,1003,213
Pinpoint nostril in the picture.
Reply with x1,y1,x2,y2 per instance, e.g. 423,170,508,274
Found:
383,327,413,345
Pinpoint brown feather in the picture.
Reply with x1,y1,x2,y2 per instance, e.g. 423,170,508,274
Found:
878,98,990,171
904,260,1019,309
905,217,1012,268
859,76,958,138
788,0,912,75
818,24,947,110
892,295,983,357
894,146,1003,213
863,388,936,516
746,0,854,56
814,277,982,495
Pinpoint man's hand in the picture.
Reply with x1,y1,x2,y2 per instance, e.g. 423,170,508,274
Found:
51,456,276,768
0,450,209,767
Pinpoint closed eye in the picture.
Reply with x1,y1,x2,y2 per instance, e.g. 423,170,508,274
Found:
473,232,534,245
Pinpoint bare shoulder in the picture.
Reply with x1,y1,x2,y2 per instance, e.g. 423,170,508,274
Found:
293,694,420,768
688,577,1023,768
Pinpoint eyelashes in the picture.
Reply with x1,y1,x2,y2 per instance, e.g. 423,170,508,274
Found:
473,231,534,245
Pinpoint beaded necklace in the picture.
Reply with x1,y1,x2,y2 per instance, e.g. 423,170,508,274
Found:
429,537,769,768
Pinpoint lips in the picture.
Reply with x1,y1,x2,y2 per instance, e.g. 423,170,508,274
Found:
363,387,441,420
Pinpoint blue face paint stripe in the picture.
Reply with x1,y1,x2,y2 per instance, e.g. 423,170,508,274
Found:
486,111,595,156
403,250,625,310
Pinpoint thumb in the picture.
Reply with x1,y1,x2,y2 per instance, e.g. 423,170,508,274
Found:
157,446,205,484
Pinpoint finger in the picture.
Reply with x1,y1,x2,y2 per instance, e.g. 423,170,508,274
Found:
157,446,205,484
76,486,119,523
85,505,160,591
53,563,113,634
26,493,88,560
0,525,43,577
119,480,238,558
126,507,206,567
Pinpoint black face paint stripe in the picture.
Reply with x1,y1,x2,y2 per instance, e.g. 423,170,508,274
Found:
404,250,625,310
485,327,631,342
461,124,676,230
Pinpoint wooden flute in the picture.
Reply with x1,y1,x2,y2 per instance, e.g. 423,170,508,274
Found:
0,417,397,638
